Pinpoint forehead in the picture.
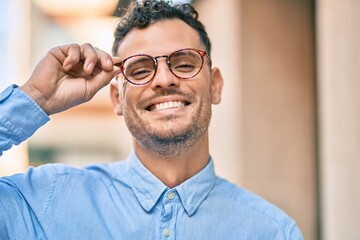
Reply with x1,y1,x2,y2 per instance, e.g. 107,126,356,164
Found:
117,19,203,58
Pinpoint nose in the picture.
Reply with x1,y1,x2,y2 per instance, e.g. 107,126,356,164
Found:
150,57,180,89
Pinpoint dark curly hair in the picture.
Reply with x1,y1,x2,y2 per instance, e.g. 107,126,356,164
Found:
112,0,211,57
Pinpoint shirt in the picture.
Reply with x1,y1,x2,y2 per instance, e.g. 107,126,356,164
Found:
0,85,304,239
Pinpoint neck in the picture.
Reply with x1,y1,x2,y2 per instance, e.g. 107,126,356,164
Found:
134,132,210,188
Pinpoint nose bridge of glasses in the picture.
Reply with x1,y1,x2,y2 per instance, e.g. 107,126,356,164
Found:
154,55,170,64
154,55,172,71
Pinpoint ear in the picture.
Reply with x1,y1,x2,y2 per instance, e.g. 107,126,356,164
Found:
110,80,123,116
210,67,224,104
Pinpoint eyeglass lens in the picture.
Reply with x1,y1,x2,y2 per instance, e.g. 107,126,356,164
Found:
122,49,204,85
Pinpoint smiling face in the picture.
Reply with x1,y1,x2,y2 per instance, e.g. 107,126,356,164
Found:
111,19,223,157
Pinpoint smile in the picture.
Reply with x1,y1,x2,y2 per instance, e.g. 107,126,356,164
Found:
148,101,188,112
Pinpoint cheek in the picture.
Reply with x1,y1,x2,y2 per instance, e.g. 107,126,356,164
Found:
195,79,212,99
122,86,144,110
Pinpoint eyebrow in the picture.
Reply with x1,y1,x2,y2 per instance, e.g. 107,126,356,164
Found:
171,51,198,58
115,55,153,68
125,57,154,70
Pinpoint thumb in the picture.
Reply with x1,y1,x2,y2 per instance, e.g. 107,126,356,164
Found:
83,67,121,101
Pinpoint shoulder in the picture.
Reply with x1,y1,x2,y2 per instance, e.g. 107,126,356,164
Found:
1,160,127,190
212,177,302,239
0,161,128,209
35,159,128,177
214,177,285,216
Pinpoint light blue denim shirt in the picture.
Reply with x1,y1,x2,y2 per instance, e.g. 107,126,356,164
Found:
0,86,304,239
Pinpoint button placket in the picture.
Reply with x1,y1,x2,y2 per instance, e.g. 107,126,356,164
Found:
160,190,178,239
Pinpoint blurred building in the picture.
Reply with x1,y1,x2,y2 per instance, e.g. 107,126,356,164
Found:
1,0,360,239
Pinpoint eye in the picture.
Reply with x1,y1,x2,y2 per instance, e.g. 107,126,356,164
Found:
123,55,155,80
172,60,197,73
129,67,153,80
170,50,202,74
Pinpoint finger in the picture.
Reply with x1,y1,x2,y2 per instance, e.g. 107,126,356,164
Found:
83,70,117,101
112,57,122,79
112,56,122,66
62,44,81,71
113,65,121,75
81,43,98,74
94,47,114,72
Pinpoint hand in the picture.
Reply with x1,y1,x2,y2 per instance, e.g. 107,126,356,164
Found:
20,43,120,115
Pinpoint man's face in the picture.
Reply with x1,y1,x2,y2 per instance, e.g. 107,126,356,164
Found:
112,19,223,156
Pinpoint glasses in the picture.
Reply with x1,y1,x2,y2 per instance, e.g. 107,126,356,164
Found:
115,48,211,86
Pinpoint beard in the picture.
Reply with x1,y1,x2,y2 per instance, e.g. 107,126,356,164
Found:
123,89,212,158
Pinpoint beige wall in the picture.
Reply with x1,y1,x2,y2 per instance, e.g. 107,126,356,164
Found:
197,1,317,239
317,0,360,239
241,1,317,239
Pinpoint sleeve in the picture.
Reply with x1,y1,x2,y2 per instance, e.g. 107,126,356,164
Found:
0,165,59,239
0,85,49,155
288,222,304,240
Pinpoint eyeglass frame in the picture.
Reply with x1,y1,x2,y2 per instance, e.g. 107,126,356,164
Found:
114,48,212,86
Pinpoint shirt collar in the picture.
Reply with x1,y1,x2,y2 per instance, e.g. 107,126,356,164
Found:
175,157,216,216
127,150,167,212
126,150,217,216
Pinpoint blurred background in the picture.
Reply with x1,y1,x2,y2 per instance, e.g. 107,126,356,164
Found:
1,0,359,239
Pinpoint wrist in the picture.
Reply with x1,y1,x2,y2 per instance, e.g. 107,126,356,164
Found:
19,83,50,115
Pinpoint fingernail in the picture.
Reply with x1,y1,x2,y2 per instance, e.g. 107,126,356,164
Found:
63,64,72,71
87,63,94,71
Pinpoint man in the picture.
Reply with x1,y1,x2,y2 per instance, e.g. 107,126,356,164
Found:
0,1,303,239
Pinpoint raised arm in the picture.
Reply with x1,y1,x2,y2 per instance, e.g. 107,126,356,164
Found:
20,43,120,115
0,43,120,155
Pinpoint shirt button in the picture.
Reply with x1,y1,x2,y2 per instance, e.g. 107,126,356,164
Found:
167,191,175,200
163,228,171,237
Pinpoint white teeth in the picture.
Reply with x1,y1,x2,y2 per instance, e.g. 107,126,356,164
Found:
152,101,185,111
